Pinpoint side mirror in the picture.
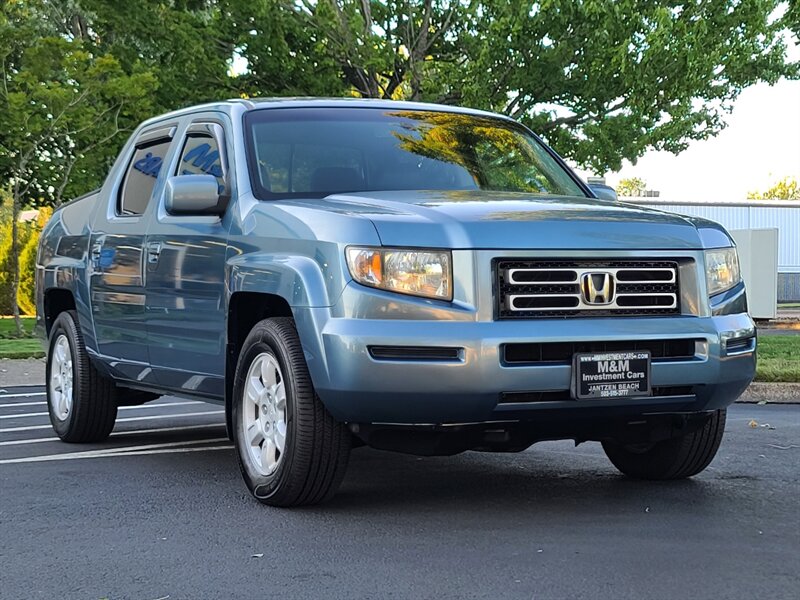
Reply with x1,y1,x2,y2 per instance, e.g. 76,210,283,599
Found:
588,183,618,202
165,175,227,216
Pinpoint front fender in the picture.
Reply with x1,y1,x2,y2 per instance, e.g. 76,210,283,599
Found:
226,252,341,308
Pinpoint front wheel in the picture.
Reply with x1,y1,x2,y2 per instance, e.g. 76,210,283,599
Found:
602,409,727,480
232,317,351,507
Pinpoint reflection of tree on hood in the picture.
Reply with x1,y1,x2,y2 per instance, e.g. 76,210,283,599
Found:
387,111,552,193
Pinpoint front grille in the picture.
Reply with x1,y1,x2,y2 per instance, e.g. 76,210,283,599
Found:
499,386,694,404
503,339,700,365
496,259,681,319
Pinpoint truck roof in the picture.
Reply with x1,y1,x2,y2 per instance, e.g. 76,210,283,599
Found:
138,97,513,128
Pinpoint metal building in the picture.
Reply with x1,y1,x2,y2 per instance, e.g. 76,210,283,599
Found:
626,199,800,302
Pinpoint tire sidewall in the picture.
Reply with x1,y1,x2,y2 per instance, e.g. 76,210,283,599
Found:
46,314,79,438
232,327,298,501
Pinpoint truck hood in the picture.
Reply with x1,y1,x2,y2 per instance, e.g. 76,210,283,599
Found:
319,190,714,250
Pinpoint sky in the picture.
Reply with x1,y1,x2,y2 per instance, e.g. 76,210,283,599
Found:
589,78,800,201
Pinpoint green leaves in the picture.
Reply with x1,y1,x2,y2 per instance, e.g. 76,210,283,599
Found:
1,0,797,198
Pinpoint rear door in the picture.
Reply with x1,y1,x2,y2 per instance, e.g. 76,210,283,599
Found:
89,125,176,382
143,115,232,397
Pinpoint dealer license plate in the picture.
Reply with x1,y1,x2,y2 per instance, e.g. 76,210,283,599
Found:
572,351,651,399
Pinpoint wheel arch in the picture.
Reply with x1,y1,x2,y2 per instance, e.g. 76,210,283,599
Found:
42,288,77,338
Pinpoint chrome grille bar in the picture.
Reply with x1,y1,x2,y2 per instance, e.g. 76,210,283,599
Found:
497,260,681,319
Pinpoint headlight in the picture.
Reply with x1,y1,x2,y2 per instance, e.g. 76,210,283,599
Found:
346,247,452,300
705,247,741,296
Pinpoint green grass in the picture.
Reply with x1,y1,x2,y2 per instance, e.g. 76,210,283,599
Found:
0,316,41,358
756,336,800,383
0,316,35,338
0,338,44,359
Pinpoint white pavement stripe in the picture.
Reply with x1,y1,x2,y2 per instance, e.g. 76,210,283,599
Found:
0,423,225,447
0,400,204,419
0,410,223,434
0,401,50,408
0,440,232,465
0,392,46,400
0,399,203,410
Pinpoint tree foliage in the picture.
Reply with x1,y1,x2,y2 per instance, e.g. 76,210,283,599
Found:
616,177,648,197
0,203,30,316
0,0,157,328
37,0,798,176
747,176,800,201
17,207,52,316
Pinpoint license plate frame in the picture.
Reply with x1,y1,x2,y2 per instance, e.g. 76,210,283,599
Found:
572,351,652,400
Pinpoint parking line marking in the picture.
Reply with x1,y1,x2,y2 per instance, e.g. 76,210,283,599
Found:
0,392,46,400
0,410,223,433
0,401,204,419
0,399,203,409
0,423,226,447
0,439,232,464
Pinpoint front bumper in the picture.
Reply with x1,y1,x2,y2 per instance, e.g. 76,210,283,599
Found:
297,305,756,425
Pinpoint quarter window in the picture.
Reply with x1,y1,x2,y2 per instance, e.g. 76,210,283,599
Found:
118,139,171,216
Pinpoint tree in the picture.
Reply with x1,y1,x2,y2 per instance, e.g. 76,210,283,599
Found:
17,207,53,317
31,1,800,174
616,177,647,197
41,0,236,112
0,198,31,318
40,1,345,107
747,176,800,201
281,1,796,173
0,2,156,333
295,0,465,100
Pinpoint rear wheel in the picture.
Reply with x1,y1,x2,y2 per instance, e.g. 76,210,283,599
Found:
602,409,726,480
46,310,118,442
232,317,351,507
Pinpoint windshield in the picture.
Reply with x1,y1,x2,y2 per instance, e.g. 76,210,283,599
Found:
244,107,586,199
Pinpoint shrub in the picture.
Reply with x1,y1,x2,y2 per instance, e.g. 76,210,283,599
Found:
17,207,53,316
0,211,18,315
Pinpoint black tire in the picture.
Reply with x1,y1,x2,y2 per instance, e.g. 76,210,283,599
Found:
232,317,351,507
602,409,726,480
46,310,118,442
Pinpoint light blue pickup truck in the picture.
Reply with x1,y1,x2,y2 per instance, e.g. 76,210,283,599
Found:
36,99,756,506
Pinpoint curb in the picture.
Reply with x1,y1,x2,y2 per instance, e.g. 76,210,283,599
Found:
736,382,800,404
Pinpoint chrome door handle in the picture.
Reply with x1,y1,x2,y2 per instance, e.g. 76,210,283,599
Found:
90,243,102,268
147,242,162,264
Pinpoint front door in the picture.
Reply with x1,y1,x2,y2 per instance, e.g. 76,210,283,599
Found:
143,117,231,398
88,126,176,383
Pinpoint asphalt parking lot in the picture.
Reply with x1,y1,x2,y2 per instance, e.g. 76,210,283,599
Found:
0,386,798,600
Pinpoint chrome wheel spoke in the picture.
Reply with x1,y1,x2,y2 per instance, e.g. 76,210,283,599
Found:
247,421,264,447
274,382,286,411
261,357,278,388
246,376,263,406
262,438,278,472
274,421,286,453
